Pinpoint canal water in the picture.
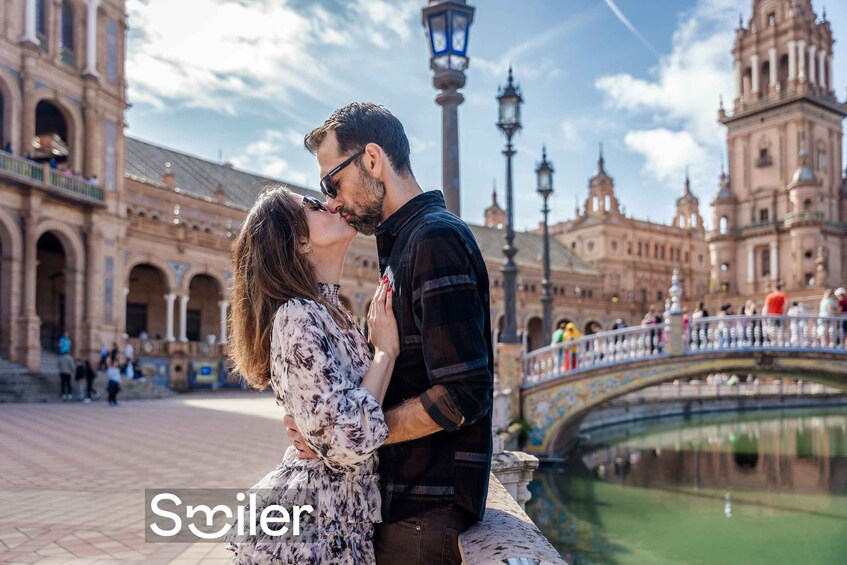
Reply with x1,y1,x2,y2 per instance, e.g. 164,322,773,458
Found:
525,408,847,564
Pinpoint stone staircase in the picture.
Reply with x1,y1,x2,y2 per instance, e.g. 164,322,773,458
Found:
0,355,175,403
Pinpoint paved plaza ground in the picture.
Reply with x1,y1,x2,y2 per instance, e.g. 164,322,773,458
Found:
0,392,292,564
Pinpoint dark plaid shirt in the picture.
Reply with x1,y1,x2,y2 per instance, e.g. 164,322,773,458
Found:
375,190,494,524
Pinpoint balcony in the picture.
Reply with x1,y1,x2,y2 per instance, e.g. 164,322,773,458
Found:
0,150,105,204
785,211,825,226
60,47,76,67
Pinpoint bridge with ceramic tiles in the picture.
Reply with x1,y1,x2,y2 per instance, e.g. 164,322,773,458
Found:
518,311,847,457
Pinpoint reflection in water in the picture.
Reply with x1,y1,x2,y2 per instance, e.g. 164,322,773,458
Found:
526,409,847,565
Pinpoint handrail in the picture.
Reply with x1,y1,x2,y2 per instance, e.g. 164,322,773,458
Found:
522,314,847,387
0,149,104,202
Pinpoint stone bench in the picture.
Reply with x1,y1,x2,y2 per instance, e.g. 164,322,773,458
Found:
459,474,566,564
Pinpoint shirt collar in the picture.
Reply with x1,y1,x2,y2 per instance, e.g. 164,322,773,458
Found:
376,191,445,237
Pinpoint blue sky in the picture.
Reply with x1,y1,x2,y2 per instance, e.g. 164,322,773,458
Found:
124,0,847,231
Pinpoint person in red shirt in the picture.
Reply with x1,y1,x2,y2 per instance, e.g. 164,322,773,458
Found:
764,282,788,315
836,288,847,314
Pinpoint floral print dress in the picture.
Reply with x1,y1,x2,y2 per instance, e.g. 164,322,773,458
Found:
226,283,388,564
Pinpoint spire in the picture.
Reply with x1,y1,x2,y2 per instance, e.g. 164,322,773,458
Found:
507,65,514,88
574,195,580,217
596,142,605,175
491,178,499,206
684,166,691,194
823,5,827,21
738,12,743,28
719,94,724,111
542,144,548,162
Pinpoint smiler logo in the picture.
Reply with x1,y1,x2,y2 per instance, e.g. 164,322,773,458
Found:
145,489,315,543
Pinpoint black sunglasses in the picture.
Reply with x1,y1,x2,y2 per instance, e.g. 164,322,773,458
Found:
320,149,364,198
301,195,327,212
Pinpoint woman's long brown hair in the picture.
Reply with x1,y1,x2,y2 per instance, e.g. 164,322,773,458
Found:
228,185,349,390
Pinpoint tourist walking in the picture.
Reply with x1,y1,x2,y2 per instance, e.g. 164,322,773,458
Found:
106,359,121,406
551,321,566,370
74,358,86,400
562,322,583,370
124,340,134,363
224,184,399,564
83,360,99,403
109,342,119,365
837,288,847,314
819,289,838,316
99,343,109,371
58,352,75,400
58,331,71,355
281,103,494,564
764,282,787,316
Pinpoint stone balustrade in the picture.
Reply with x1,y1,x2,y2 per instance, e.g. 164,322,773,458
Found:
523,314,847,387
0,149,104,203
459,474,565,564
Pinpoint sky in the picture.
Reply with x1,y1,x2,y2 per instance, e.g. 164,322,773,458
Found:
124,0,847,231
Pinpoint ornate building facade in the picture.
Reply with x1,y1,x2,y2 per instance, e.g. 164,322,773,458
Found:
0,0,644,390
709,0,847,297
543,150,711,308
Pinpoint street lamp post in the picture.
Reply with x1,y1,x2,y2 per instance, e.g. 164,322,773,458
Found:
422,0,475,217
536,146,554,345
496,67,523,344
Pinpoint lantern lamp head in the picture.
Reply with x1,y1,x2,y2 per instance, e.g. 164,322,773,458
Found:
423,0,475,73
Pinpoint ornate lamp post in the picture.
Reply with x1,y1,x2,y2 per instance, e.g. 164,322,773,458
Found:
496,67,523,344
422,0,475,217
536,146,554,345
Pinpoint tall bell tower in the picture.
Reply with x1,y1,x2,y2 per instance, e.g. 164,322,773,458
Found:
710,0,847,295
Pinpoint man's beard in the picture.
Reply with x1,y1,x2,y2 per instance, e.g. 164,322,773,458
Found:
343,172,385,236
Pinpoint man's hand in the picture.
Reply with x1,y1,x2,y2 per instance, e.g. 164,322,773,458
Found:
283,415,318,459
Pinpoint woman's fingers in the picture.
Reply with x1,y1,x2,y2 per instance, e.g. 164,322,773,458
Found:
375,281,386,319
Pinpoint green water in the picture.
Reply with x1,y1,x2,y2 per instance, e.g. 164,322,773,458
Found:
525,408,847,564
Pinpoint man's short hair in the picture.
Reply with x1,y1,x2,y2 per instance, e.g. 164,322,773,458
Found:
304,102,413,178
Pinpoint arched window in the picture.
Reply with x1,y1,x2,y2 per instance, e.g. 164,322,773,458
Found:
719,216,728,234
592,195,598,212
604,194,611,211
803,198,812,213
690,214,698,227
761,249,770,277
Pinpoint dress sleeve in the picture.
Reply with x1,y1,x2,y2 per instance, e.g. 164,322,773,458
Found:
271,301,388,473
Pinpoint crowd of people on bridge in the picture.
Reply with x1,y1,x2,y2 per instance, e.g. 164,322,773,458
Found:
546,284,847,372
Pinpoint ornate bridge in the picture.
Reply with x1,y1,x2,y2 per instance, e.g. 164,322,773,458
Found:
519,312,847,457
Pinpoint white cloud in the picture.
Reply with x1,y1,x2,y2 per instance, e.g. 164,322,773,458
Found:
624,129,707,184
125,0,419,114
231,130,296,179
351,0,420,48
594,0,739,207
408,134,432,155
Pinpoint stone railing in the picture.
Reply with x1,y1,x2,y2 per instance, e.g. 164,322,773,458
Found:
0,149,104,203
522,325,665,386
686,314,846,352
612,380,843,403
188,341,226,357
523,314,847,387
459,474,565,564
127,338,226,359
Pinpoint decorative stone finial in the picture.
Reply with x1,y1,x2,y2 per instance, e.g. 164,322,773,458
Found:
669,269,682,315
